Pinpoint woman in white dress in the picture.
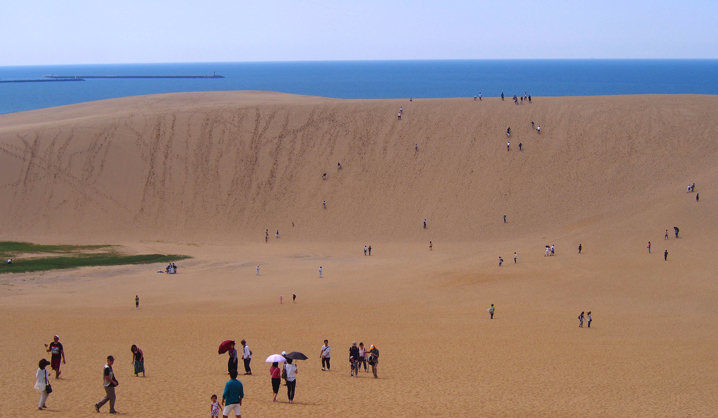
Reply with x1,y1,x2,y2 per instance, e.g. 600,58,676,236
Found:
34,359,51,410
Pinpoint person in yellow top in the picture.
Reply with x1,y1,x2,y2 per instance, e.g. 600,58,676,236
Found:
488,304,495,319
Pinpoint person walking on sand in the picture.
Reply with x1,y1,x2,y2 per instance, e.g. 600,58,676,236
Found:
429,241,433,251
241,340,252,375
349,342,360,377
358,342,368,373
696,193,700,202
507,141,511,151
664,249,668,261
130,345,145,377
503,215,507,223
135,295,139,309
256,265,260,276
292,293,296,303
674,226,679,238
550,244,555,256
578,243,582,254
318,266,323,278
45,335,65,379
665,229,669,240
35,358,51,410
423,219,427,229
501,91,505,101
498,256,503,267
519,142,522,151
578,312,584,328
284,359,298,403
587,311,592,328
545,245,550,257
367,345,380,378
321,339,331,371
647,241,651,254
222,369,244,417
322,200,327,209
210,394,221,417
270,362,281,402
513,252,518,264
94,355,118,414
364,245,367,256
228,342,239,376
488,304,495,319
276,230,279,239
368,245,372,256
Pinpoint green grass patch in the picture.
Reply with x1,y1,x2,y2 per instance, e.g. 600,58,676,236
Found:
0,241,189,274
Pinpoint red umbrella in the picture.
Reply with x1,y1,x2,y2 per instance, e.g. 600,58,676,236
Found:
218,340,235,354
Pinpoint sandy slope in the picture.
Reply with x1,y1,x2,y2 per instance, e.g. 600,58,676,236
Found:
0,92,717,417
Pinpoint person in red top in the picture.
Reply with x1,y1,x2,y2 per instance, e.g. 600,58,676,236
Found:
44,335,65,378
269,362,281,402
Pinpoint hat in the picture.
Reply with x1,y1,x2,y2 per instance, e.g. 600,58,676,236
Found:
370,345,375,350
281,351,286,356
54,335,59,339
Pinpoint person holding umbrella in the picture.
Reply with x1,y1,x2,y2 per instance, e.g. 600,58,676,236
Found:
265,354,285,402
284,359,298,403
218,340,238,376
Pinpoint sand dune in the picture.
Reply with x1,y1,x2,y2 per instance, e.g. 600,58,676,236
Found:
1,92,717,416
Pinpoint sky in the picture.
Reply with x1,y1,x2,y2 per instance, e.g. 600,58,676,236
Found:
1,0,717,65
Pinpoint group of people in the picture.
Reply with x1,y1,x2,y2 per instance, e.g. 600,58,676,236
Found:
497,252,519,266
544,244,556,256
397,105,403,120
578,311,593,328
165,262,177,274
34,334,146,414
363,245,373,256
348,341,380,378
226,340,253,376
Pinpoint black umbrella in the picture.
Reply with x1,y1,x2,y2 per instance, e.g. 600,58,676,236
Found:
283,351,309,360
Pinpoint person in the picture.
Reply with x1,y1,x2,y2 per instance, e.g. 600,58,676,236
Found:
647,241,651,254
135,295,139,309
256,265,260,276
349,342,360,377
507,141,511,151
275,230,279,239
321,339,331,371
503,215,507,223
488,304,495,319
399,106,403,113
228,342,238,376
35,358,51,410
292,293,296,303
210,394,221,417
578,243,582,254
222,369,244,417
578,312,584,328
665,229,669,240
513,252,518,263
674,226,679,238
322,172,327,180
479,92,482,101
241,340,252,375
6,258,12,264
397,112,401,120
45,335,65,379
423,219,427,229
358,342,368,373
414,143,419,152
519,142,522,151
337,162,342,169
429,241,433,251
318,266,323,278
537,125,541,134
587,311,592,328
269,362,281,402
498,256,503,267
550,244,555,256
284,359,297,403
696,193,700,202
94,355,118,414
474,95,477,101
364,245,367,256
664,249,668,261
506,127,511,137
501,91,504,101
528,95,532,103
367,345,379,378
545,245,550,257
368,245,372,256
131,345,145,377
531,121,535,129
322,200,327,209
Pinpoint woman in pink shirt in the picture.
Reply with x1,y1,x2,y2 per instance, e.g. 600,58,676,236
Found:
269,362,281,402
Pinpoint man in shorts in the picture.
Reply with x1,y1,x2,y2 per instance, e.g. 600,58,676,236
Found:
222,369,244,417
45,335,65,378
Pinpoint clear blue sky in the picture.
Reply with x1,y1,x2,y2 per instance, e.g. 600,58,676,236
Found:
2,0,717,65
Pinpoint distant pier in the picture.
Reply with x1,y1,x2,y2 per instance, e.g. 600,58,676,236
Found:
44,73,224,79
0,78,85,84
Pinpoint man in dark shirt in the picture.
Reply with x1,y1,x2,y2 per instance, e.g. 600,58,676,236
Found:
45,335,65,378
349,342,360,377
368,345,380,378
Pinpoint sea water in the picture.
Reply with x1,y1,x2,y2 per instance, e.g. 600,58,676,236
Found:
1,60,717,114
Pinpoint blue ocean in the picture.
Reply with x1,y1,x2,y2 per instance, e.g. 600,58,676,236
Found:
1,60,717,114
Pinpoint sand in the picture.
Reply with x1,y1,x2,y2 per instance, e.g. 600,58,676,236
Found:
1,92,717,416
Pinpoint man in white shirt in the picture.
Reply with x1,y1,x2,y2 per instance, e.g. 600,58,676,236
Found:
241,340,252,375
320,339,331,371
318,266,323,278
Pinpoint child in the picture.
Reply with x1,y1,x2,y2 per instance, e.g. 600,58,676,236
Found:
209,394,221,417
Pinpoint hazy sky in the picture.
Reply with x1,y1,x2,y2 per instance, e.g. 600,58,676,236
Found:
2,0,717,65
